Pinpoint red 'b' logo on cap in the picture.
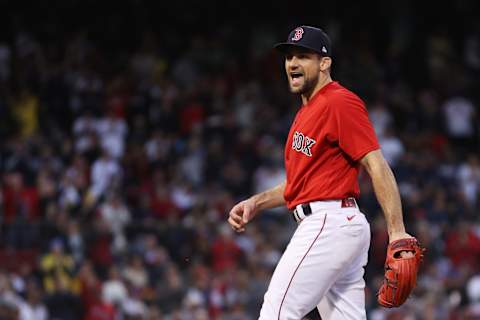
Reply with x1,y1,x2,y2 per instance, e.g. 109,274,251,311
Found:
291,27,304,41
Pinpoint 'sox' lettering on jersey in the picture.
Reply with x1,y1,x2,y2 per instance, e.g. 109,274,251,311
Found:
292,131,316,157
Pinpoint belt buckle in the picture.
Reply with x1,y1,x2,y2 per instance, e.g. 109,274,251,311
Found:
341,197,356,208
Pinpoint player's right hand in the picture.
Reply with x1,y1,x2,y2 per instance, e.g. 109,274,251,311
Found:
228,198,257,232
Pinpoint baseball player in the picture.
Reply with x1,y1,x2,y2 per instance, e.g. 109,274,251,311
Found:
227,26,417,319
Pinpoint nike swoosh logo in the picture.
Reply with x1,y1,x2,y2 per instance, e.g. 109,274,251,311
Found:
347,215,356,221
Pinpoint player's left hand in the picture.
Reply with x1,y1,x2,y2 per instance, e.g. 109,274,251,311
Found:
377,236,425,308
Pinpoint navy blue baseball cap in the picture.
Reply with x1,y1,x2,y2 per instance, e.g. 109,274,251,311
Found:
274,26,332,56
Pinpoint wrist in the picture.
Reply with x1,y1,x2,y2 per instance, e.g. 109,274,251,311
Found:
249,195,261,211
388,228,406,237
389,230,413,243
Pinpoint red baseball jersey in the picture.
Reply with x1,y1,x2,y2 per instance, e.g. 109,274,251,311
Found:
284,81,380,210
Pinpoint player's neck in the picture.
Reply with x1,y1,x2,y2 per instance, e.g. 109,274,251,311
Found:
301,76,333,105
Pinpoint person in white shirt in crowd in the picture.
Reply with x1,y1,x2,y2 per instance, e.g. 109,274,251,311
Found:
443,95,476,148
18,281,48,320
73,110,98,154
88,150,122,204
102,267,128,306
96,110,128,159
458,154,480,208
99,192,131,254
369,101,393,139
379,127,405,168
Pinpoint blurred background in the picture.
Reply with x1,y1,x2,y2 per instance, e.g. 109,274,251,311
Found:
0,0,479,319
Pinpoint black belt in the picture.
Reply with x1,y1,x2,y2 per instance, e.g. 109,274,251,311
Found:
292,197,357,223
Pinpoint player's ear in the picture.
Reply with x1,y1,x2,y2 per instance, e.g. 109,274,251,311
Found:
319,56,332,71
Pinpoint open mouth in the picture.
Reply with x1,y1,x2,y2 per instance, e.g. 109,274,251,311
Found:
290,72,304,85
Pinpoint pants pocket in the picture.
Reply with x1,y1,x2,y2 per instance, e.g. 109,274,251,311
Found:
339,214,368,237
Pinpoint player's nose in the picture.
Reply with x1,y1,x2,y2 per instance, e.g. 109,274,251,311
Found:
287,57,301,70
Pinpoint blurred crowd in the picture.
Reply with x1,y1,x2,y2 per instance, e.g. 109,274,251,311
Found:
0,1,480,319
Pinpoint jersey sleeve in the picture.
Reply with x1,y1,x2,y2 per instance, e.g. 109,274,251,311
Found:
329,92,380,161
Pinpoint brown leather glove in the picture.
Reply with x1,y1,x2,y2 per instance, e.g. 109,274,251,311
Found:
377,238,425,308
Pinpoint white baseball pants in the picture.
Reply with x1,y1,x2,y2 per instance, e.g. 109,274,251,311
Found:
259,200,371,320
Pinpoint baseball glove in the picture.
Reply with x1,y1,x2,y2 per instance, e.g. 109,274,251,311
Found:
377,237,424,308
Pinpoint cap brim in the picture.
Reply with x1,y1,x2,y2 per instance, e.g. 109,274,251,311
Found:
273,43,328,56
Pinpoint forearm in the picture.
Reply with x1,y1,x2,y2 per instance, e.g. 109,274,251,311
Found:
251,181,286,211
362,151,406,237
371,164,405,236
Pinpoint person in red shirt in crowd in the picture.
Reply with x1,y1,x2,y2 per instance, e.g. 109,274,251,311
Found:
2,172,39,249
228,26,414,319
2,172,39,223
445,220,480,269
210,224,242,273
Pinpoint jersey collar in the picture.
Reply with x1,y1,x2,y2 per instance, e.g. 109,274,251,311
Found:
303,81,337,108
